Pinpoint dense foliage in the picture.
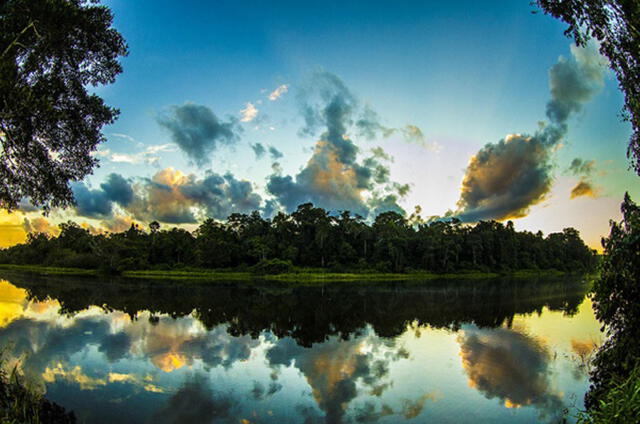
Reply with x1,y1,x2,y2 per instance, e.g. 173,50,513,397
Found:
585,194,640,409
0,355,75,423
578,364,640,424
0,203,597,274
536,0,640,175
0,0,127,211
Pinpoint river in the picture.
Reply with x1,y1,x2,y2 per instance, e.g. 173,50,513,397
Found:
0,272,601,423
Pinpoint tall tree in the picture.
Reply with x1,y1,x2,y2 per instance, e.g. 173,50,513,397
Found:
0,0,128,211
586,194,640,407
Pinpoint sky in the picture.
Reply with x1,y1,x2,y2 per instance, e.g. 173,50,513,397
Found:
1,0,638,250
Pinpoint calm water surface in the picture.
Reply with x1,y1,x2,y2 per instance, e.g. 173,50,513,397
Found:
0,273,602,423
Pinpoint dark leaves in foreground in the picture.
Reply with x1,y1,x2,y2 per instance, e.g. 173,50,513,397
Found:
0,0,128,211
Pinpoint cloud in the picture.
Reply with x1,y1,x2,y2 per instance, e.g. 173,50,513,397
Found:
546,42,606,127
454,42,606,222
250,144,282,161
268,84,289,101
17,198,39,213
71,174,135,219
266,330,407,423
400,392,440,419
42,364,107,390
356,106,438,150
71,182,114,218
110,132,137,143
99,332,132,362
157,103,241,166
368,193,407,217
455,133,553,222
401,125,441,151
101,173,135,207
240,102,259,122
458,325,565,419
356,105,395,140
570,180,597,199
353,402,394,423
22,216,58,236
249,380,282,401
568,158,596,176
567,158,600,200
101,215,137,233
251,143,266,159
268,146,283,160
129,168,263,224
153,375,235,424
267,71,408,217
105,144,175,166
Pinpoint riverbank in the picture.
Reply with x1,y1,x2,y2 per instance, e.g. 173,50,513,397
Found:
0,263,575,283
0,356,75,423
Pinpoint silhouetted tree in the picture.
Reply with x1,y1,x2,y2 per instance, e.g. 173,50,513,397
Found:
0,0,128,210
586,194,640,408
0,203,597,274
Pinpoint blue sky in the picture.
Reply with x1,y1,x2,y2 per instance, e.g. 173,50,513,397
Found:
1,0,637,249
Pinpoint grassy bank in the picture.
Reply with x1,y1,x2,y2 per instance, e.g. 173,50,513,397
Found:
0,264,98,276
576,365,640,423
0,263,580,283
0,357,75,423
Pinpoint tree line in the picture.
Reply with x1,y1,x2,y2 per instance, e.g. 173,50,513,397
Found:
0,203,597,274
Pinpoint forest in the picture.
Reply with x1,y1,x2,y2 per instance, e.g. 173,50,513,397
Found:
0,203,597,275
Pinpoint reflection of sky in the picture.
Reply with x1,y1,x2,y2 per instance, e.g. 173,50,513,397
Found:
0,280,602,423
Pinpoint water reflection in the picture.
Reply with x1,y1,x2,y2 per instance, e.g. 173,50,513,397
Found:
0,272,600,423
458,325,563,419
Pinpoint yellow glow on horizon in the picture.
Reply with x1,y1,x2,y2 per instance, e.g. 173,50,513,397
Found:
0,280,28,327
510,298,603,350
0,210,26,248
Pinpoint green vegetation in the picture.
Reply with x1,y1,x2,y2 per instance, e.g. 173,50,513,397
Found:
577,365,640,424
584,194,640,411
0,264,98,276
0,263,582,284
0,204,598,278
0,354,75,423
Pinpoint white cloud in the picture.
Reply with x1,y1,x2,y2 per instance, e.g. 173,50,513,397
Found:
268,84,289,101
107,144,175,166
240,102,258,122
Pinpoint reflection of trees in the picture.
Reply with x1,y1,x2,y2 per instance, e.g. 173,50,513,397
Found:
3,272,588,347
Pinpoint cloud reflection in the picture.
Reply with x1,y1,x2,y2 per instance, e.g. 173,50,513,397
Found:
457,325,565,419
266,329,408,423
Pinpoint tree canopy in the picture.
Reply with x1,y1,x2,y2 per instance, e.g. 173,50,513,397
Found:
0,0,127,211
585,194,640,408
0,203,597,275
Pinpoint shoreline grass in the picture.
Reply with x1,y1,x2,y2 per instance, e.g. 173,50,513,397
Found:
0,263,582,283
0,264,98,276
0,353,75,423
